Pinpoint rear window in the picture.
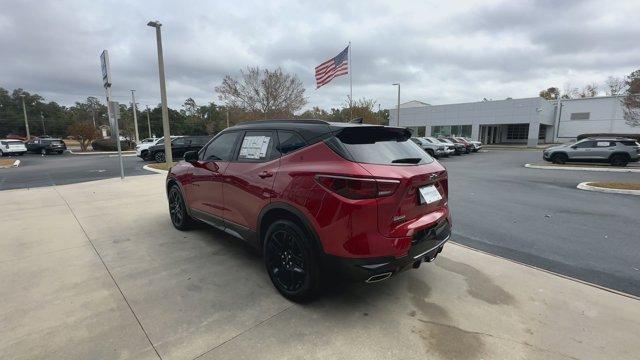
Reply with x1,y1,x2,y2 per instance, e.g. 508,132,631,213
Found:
327,127,433,165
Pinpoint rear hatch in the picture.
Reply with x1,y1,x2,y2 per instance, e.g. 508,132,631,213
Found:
326,126,448,237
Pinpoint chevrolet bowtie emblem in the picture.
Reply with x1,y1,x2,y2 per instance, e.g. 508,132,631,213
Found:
429,173,438,180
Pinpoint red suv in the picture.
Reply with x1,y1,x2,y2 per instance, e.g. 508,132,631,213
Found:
166,120,451,301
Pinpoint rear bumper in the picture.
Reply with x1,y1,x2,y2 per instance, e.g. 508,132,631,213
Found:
321,219,451,282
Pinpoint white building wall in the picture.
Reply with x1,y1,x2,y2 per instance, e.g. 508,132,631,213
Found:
555,96,638,141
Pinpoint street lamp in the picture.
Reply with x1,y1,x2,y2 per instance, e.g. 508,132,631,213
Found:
20,94,30,139
147,20,172,164
392,83,400,126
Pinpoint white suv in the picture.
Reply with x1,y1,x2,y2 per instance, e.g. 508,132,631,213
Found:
0,139,27,156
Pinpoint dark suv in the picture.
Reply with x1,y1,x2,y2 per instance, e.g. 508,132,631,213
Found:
166,120,451,301
25,138,67,155
144,135,211,162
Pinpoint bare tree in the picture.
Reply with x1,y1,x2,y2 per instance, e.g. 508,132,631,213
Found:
215,67,307,119
605,76,627,96
623,70,640,127
561,83,579,99
579,83,599,98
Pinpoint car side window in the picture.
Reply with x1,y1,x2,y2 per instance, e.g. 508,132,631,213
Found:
276,131,306,155
237,131,277,162
201,131,240,161
574,141,595,148
173,138,187,145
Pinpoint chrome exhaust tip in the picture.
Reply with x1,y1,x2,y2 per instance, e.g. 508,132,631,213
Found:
365,272,393,283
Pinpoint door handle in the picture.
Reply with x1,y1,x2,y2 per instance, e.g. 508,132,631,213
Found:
259,171,273,178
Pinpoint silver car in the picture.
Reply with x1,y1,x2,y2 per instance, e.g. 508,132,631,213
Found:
543,137,640,167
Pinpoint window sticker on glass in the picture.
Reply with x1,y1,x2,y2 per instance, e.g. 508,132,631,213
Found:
239,136,271,159
596,141,610,147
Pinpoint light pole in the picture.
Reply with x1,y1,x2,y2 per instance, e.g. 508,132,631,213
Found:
130,89,140,143
20,94,30,138
147,20,172,164
392,83,400,126
146,105,152,138
40,112,46,135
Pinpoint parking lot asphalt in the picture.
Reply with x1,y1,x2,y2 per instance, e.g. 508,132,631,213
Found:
444,150,640,296
0,152,151,190
1,176,639,360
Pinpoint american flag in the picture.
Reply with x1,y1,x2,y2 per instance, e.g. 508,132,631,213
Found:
315,46,349,89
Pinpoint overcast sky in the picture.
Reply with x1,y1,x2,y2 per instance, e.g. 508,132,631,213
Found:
1,0,639,111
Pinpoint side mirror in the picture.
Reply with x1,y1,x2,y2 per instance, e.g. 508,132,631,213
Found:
184,151,198,163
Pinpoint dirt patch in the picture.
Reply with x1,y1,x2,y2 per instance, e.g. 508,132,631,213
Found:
146,162,177,171
436,257,516,306
0,159,16,168
586,182,640,190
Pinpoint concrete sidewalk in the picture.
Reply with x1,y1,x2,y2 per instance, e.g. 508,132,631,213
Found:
1,176,639,360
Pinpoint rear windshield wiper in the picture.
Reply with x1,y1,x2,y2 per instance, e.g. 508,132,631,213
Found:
391,157,422,164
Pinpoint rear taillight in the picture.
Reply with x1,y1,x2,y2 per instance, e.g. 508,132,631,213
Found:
315,175,399,200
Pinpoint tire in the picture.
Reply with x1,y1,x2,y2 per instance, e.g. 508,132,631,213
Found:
168,185,194,230
154,151,165,163
426,149,435,157
263,219,321,302
551,153,567,164
610,154,629,167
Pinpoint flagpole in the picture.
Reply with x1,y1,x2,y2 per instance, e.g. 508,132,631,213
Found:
348,41,353,121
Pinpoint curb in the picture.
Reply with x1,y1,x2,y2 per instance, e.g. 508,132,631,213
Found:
68,150,137,155
577,182,640,196
142,164,168,174
524,163,640,173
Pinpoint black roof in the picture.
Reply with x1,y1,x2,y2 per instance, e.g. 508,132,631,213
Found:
227,119,401,143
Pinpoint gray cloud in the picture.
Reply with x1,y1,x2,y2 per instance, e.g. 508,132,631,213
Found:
0,0,638,112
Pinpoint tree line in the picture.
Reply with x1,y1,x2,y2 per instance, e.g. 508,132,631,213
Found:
0,66,389,141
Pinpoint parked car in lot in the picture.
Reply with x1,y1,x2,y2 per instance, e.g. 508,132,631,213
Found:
444,137,472,154
0,139,27,156
436,138,465,155
25,138,67,155
411,137,446,158
145,135,211,162
166,120,451,301
136,136,181,159
425,137,455,156
543,137,640,166
456,137,482,152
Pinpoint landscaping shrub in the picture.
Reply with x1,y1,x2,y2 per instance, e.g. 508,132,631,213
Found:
91,138,135,151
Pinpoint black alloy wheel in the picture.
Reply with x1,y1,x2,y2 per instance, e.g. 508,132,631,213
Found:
154,151,166,163
168,186,193,230
552,153,567,164
264,220,320,302
610,154,629,167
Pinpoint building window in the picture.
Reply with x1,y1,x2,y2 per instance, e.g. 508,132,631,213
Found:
506,124,529,140
570,112,590,120
406,127,426,137
431,125,471,137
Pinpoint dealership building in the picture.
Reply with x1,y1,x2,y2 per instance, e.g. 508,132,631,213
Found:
390,95,639,147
